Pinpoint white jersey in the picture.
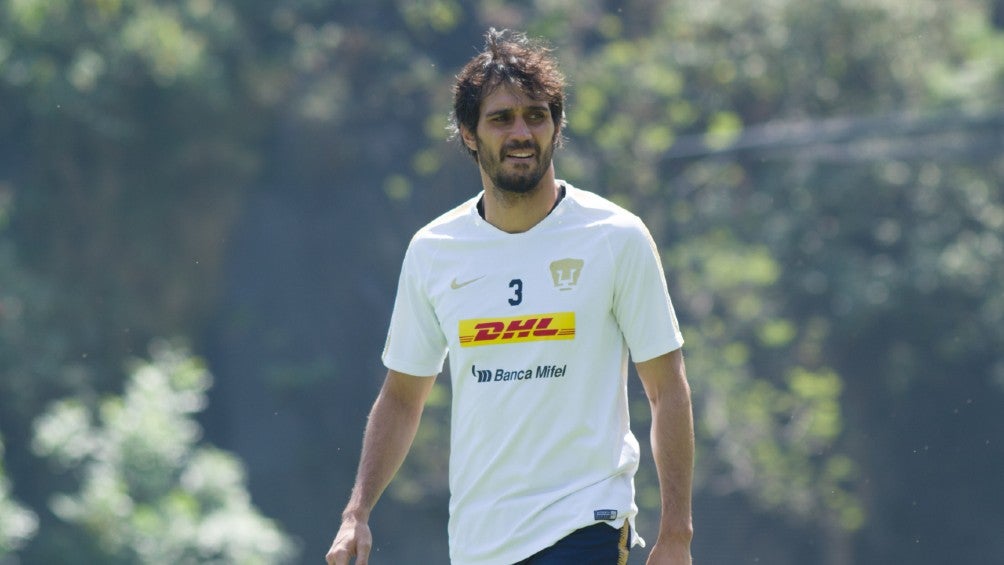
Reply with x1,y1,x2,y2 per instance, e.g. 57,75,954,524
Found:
382,183,684,565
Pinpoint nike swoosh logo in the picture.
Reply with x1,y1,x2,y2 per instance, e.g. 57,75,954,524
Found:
451,275,485,290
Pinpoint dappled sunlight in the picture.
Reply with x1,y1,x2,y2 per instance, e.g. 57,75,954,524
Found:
30,344,297,563
2,0,1002,563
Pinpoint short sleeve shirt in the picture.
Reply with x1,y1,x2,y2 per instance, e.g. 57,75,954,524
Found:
382,183,684,565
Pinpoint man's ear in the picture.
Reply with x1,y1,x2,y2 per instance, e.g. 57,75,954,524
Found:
460,125,478,152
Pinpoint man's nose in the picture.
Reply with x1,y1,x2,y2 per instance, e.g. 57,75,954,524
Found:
510,116,532,139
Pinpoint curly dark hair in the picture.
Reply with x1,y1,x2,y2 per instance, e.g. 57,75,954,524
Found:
450,28,566,160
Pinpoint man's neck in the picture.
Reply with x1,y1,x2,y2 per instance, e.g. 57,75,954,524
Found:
480,167,560,234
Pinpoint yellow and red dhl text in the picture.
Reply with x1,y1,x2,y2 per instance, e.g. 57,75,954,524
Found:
458,312,575,347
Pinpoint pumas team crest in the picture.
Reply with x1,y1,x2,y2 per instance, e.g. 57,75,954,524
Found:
550,258,584,291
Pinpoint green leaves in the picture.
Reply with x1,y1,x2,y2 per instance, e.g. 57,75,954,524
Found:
397,0,461,33
1,1,1001,562
0,435,38,556
120,4,209,85
31,343,296,564
670,232,861,533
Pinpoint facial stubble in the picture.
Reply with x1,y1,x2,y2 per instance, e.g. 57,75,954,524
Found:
475,136,556,196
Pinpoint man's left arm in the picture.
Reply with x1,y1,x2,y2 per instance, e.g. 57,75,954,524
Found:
635,348,694,565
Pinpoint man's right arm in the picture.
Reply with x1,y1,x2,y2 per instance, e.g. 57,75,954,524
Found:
326,369,436,565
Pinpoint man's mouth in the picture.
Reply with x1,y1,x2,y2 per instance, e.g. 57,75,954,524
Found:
505,149,535,160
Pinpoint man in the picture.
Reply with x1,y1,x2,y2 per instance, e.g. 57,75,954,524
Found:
327,29,694,565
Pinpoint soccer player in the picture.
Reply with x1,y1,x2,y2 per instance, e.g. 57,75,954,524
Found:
327,28,694,565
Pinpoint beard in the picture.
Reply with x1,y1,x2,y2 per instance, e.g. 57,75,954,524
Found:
476,137,555,195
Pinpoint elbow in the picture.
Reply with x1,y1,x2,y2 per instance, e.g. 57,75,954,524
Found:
647,376,692,411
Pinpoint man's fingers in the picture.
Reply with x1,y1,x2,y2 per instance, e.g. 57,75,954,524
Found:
326,539,355,565
325,546,348,565
354,547,369,565
324,542,369,565
354,533,373,565
325,523,372,565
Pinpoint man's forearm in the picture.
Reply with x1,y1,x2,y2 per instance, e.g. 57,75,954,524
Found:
636,350,695,549
637,348,695,548
343,373,430,519
650,383,695,543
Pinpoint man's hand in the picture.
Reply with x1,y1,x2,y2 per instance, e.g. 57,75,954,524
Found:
325,516,372,565
645,538,693,565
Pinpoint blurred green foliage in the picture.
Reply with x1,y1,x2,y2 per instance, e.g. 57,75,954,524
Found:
31,342,295,564
0,434,38,557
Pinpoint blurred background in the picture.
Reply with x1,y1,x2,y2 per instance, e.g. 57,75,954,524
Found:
2,0,1003,563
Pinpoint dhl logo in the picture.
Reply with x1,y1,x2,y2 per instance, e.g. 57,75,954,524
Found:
458,312,575,347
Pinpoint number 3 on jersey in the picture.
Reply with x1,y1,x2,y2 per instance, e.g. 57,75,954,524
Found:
508,279,523,306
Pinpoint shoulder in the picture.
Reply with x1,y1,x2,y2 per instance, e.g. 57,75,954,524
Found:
562,182,650,235
408,193,482,248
